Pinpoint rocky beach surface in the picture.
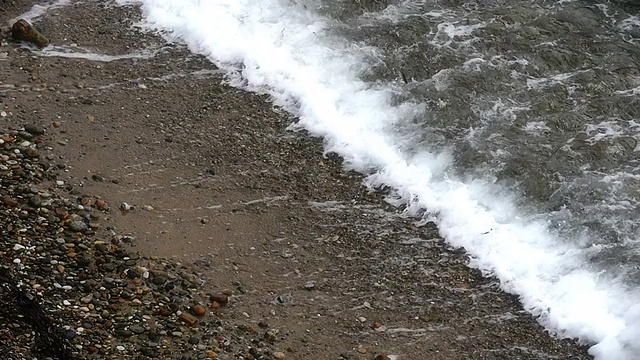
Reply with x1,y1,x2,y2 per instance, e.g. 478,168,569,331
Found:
0,1,593,359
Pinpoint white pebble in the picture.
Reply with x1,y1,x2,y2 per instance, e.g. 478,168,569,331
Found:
62,285,72,290
358,316,367,323
116,345,125,351
56,180,64,186
63,300,71,306
0,111,6,117
12,258,20,264
12,244,25,251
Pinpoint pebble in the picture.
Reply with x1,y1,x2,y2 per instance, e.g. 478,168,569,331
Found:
273,352,285,359
23,148,40,159
129,325,145,334
24,124,45,135
191,304,206,317
210,294,228,305
12,244,25,251
116,346,125,351
179,312,198,326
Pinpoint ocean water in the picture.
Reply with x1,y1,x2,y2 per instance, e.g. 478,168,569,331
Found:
115,0,640,358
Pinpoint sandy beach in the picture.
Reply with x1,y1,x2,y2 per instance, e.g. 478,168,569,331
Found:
0,1,593,359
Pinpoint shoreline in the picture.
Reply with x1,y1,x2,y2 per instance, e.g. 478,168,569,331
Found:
0,1,594,359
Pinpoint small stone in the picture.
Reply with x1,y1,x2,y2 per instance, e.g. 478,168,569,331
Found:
119,202,133,211
12,244,25,251
357,347,367,354
191,304,206,317
95,199,108,210
188,336,200,345
3,195,18,206
304,281,315,290
24,124,45,135
116,345,125,351
23,148,40,158
372,321,383,330
179,312,198,326
258,320,269,328
63,330,76,340
273,352,285,359
210,294,228,305
264,329,278,342
129,325,145,334
68,220,88,233
374,355,391,360
28,195,43,207
152,276,166,285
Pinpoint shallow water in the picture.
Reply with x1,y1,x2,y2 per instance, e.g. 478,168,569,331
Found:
114,0,640,358
325,0,640,270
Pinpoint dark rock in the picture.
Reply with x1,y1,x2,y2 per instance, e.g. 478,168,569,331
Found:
24,124,45,135
129,324,145,334
23,148,40,159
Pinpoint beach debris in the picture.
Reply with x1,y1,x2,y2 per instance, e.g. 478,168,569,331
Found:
10,19,49,48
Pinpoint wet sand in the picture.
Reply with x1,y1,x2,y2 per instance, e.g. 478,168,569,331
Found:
0,1,593,359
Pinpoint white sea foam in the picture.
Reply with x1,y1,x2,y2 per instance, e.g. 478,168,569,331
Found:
37,45,157,62
20,0,73,22
126,0,640,358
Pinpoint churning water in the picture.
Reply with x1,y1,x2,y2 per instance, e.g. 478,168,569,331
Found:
123,0,640,358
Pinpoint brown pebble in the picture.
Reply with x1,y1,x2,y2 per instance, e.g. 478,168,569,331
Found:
372,321,383,329
357,347,367,354
95,199,108,210
191,304,206,317
205,350,217,358
52,121,62,128
2,195,18,206
210,301,220,309
179,312,198,326
55,208,69,219
81,197,91,206
157,307,172,317
210,294,228,305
